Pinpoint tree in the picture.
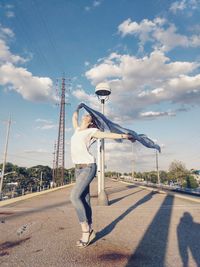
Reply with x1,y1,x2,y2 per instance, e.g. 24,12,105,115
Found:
168,160,188,187
159,170,168,184
183,175,199,189
149,171,157,183
27,165,52,187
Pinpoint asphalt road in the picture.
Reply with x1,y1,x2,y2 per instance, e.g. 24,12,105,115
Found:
0,178,200,267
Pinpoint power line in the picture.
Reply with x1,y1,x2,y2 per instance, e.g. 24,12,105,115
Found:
32,0,65,72
6,153,51,165
14,2,57,74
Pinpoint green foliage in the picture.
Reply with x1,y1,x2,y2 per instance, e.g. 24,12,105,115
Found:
1,161,199,192
168,160,189,186
149,172,157,183
65,168,75,182
105,171,121,178
159,171,168,184
183,175,199,189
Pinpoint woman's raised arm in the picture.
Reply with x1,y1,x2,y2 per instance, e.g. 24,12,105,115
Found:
92,131,135,141
72,110,79,129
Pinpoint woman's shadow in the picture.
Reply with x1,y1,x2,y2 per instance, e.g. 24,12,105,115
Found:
177,212,200,267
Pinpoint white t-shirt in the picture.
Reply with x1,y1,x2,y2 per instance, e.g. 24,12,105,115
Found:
71,127,99,164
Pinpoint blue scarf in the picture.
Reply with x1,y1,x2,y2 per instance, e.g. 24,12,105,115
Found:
79,103,161,152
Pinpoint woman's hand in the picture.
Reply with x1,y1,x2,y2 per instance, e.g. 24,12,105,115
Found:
76,103,84,111
123,133,136,142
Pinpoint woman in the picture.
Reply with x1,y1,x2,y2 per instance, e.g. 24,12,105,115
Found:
70,104,133,248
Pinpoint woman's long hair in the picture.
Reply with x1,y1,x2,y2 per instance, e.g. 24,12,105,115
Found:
88,115,100,129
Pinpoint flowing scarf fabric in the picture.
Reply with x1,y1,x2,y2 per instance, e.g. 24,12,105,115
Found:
79,103,161,153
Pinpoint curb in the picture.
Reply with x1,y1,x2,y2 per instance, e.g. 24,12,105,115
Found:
120,180,200,204
0,183,74,207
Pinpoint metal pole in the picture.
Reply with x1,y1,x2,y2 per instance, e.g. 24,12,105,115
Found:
0,116,11,199
132,143,134,181
156,150,160,184
98,99,108,205
97,139,101,194
40,171,43,189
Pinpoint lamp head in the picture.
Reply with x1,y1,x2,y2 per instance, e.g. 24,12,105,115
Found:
95,82,111,98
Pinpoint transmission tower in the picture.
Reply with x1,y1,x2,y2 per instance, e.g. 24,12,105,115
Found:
55,77,66,185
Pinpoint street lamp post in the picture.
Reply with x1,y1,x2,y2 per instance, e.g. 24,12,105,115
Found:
95,82,111,206
156,150,160,185
132,143,135,181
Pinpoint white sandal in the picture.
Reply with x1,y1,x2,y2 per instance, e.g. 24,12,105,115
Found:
76,230,96,248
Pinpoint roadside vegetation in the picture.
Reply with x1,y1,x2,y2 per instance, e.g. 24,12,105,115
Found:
0,160,199,199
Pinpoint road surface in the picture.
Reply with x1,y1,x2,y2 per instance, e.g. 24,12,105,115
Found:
0,178,200,267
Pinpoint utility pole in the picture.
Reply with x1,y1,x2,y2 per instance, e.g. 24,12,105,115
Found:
0,116,11,199
156,150,160,184
40,171,43,188
52,141,56,186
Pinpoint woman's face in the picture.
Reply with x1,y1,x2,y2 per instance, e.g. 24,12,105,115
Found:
82,114,92,125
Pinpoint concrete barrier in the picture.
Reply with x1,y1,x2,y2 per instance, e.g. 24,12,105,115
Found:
0,183,74,207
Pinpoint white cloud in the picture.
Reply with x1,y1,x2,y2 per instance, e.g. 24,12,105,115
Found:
65,127,72,132
0,40,27,64
140,111,176,118
169,0,199,14
35,118,52,123
0,25,58,103
84,61,90,67
24,149,48,154
86,50,197,87
86,62,121,85
169,0,186,13
0,24,14,39
84,50,200,121
6,11,15,18
85,6,91,11
37,124,57,130
72,88,99,109
103,140,160,172
0,62,57,102
35,118,57,130
118,17,200,52
85,0,103,11
5,4,14,9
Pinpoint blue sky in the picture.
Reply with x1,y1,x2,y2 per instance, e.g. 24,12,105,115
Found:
0,0,200,172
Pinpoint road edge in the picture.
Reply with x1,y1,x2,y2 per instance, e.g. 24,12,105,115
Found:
0,183,74,207
120,180,200,204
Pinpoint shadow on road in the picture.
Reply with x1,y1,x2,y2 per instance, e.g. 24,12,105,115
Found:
177,212,200,267
95,191,156,243
109,189,144,205
0,200,71,222
125,194,174,267
106,184,137,195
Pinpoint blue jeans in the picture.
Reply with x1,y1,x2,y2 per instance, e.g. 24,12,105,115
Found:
70,163,97,224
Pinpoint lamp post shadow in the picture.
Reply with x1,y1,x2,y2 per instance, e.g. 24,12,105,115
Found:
125,194,174,267
108,189,144,205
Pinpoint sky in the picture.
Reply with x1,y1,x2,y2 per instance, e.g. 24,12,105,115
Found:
0,0,200,173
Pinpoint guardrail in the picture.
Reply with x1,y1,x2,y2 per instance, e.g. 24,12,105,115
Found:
114,178,200,198
0,180,75,202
